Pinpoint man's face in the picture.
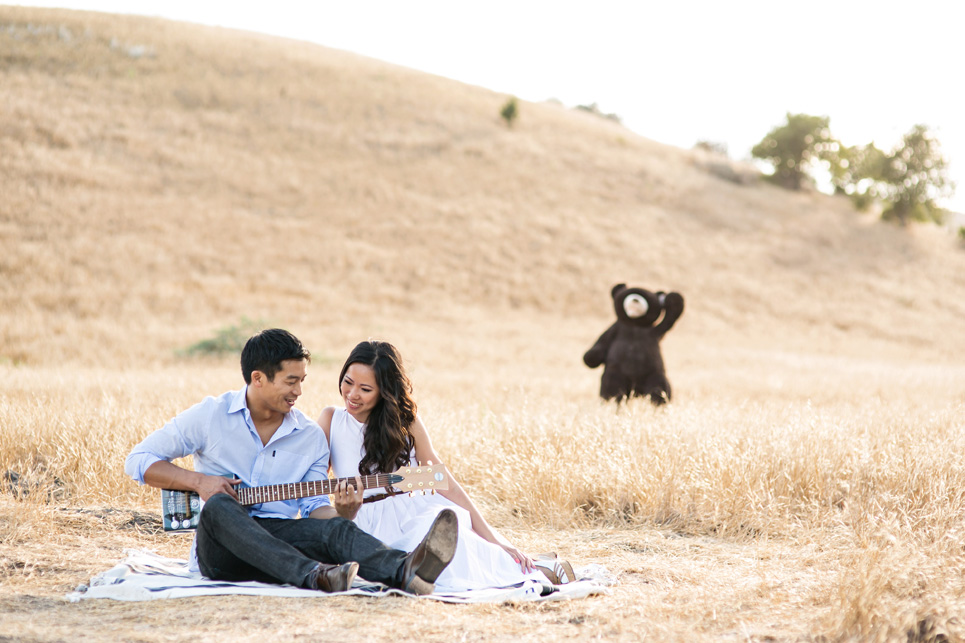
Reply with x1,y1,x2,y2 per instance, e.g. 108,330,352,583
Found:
252,359,308,415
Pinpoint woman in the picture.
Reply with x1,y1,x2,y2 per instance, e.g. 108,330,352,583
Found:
318,340,550,592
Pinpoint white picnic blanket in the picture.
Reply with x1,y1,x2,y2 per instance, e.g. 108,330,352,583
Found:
66,549,614,604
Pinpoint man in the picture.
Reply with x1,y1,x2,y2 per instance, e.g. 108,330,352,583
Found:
125,328,456,594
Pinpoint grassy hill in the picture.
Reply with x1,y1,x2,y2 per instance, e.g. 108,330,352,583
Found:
5,8,965,641
3,5,965,376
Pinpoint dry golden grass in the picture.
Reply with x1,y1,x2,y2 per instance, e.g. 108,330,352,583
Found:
3,361,965,641
3,6,965,642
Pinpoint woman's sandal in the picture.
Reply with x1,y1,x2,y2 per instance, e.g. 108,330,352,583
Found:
534,552,576,585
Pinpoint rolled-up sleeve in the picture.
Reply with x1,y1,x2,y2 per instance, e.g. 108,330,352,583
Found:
124,401,207,484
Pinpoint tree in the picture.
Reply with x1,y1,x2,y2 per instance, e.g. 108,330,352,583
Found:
877,124,953,225
500,97,518,128
751,113,835,190
810,124,953,224
824,141,887,211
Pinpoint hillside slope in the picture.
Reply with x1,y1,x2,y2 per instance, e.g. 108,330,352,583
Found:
2,7,964,373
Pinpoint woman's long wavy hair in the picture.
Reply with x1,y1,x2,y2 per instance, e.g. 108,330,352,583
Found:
339,341,417,475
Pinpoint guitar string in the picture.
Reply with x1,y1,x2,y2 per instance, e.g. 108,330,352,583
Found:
240,473,395,505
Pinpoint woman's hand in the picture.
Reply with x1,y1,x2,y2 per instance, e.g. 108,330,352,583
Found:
499,543,536,573
332,476,363,520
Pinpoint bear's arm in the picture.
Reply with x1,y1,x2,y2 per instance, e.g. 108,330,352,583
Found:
655,292,685,337
583,323,618,368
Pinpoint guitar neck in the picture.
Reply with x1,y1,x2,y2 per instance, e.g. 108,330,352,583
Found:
234,473,397,506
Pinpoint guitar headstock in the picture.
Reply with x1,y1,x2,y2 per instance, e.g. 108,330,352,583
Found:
390,462,449,494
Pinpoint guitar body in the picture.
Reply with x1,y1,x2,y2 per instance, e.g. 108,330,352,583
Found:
161,488,202,532
160,463,448,532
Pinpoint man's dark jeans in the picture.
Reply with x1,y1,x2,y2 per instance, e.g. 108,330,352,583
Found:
196,493,407,588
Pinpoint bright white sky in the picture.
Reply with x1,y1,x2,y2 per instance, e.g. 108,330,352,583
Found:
13,0,965,213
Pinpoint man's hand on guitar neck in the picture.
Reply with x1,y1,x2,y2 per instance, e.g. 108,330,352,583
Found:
144,460,240,502
196,474,242,502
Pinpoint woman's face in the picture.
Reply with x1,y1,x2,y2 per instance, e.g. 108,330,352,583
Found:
341,362,380,422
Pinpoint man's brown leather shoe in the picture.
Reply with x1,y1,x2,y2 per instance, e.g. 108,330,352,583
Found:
400,508,458,595
308,562,358,593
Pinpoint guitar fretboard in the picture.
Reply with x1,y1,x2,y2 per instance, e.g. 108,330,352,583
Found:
235,473,401,506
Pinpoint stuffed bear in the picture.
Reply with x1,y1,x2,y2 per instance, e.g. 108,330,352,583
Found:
583,283,685,404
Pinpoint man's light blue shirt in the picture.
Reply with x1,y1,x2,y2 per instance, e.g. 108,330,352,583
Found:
125,387,332,520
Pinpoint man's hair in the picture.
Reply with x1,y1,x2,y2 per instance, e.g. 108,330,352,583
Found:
241,329,311,384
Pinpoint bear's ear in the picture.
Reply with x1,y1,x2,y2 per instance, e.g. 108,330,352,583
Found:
611,283,627,298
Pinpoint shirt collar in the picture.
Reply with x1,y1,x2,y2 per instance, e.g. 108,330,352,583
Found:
231,386,304,440
228,387,249,415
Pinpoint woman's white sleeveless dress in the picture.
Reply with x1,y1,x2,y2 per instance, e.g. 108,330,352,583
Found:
328,408,545,592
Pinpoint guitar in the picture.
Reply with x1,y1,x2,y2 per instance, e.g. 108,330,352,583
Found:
160,463,449,532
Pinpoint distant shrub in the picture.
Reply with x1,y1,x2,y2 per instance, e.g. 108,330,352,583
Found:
575,103,621,124
703,161,759,186
500,97,518,128
704,162,741,184
958,226,965,243
694,140,729,157
179,317,268,358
